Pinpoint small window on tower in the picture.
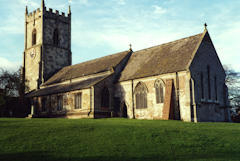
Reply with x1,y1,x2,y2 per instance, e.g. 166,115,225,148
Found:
32,29,37,46
53,28,59,46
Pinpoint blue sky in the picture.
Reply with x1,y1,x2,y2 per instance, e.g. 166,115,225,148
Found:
0,0,239,71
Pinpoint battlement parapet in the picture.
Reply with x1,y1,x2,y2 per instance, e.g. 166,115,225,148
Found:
26,8,42,22
27,8,41,17
46,8,70,18
45,8,70,22
26,7,70,22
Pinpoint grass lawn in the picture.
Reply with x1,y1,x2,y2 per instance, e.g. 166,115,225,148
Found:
0,118,240,161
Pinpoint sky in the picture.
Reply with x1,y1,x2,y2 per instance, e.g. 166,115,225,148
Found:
0,0,239,72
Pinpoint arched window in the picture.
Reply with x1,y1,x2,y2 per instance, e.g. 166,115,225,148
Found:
214,76,217,101
207,65,211,99
32,29,37,46
101,87,109,108
135,82,148,109
155,79,165,104
201,72,204,99
53,28,59,46
57,95,63,111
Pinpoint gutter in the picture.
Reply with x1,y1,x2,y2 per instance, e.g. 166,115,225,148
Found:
176,72,180,119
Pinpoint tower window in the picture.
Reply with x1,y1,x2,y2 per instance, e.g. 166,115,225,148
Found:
135,82,148,109
53,28,59,46
32,29,37,46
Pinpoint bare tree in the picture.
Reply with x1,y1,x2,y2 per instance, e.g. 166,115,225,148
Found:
224,65,240,116
0,68,24,97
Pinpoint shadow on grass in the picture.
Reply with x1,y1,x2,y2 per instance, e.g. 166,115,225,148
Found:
1,151,240,161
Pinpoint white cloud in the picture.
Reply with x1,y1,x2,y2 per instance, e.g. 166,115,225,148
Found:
79,0,89,5
153,5,167,15
0,57,21,71
20,0,39,8
117,0,126,5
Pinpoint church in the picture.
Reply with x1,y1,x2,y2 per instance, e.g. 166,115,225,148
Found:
24,0,230,122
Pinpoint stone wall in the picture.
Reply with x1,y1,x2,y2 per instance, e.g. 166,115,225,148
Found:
116,72,191,121
35,88,93,118
42,8,71,81
24,45,41,91
93,52,132,118
25,9,43,91
178,71,192,122
26,9,42,49
24,7,71,92
189,32,230,122
43,46,71,81
94,76,114,118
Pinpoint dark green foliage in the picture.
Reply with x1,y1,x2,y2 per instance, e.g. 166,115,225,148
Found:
0,68,22,97
0,68,29,117
0,118,240,161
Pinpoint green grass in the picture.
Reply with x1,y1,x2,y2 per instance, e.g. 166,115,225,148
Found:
0,118,240,161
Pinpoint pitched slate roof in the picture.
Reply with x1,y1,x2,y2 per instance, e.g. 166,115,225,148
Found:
43,50,130,86
26,74,110,97
119,32,204,81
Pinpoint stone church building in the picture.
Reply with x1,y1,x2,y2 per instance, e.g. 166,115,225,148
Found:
24,1,230,122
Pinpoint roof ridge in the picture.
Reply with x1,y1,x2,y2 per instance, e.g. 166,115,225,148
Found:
65,50,129,69
133,32,204,53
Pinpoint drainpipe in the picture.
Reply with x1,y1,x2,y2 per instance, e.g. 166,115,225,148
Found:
132,80,135,119
88,86,93,117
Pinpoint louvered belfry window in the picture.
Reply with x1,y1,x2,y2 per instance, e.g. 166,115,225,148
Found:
135,82,148,109
53,28,59,46
155,79,164,104
101,87,110,108
32,29,37,46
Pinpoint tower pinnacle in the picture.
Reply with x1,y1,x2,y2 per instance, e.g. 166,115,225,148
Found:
41,0,45,11
68,5,71,15
25,6,28,15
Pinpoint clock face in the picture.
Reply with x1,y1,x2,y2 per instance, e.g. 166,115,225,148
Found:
30,48,36,59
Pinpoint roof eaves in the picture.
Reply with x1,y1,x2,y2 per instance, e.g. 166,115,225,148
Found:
119,69,188,82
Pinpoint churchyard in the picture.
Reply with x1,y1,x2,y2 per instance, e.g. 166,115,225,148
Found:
0,118,239,161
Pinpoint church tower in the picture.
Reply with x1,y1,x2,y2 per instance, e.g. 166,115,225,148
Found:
23,0,72,92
